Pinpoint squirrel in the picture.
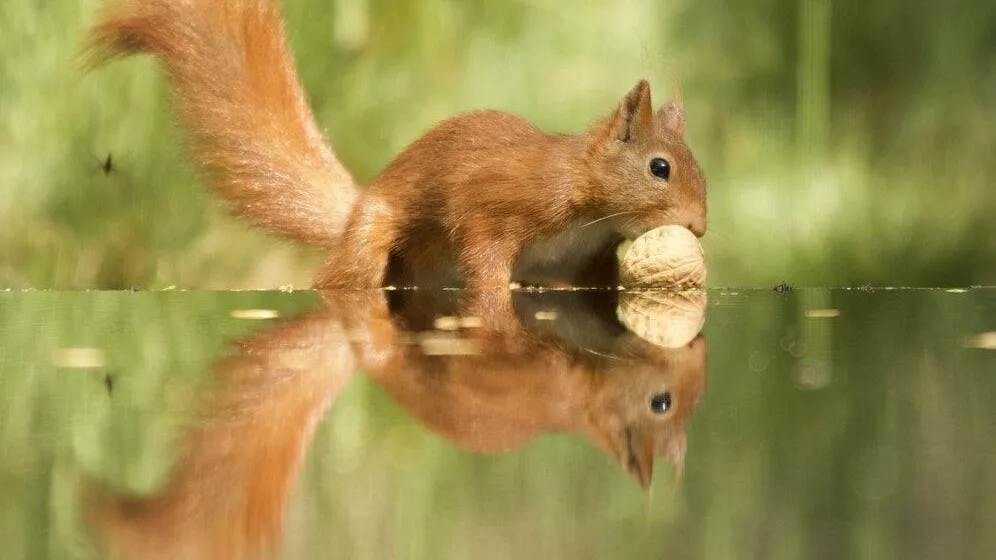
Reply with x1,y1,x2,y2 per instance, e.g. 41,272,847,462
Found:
84,0,707,290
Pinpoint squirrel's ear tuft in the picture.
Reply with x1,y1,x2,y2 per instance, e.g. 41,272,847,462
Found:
657,102,685,137
612,79,653,143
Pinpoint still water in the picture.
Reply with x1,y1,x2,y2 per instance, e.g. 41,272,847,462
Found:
1,287,994,560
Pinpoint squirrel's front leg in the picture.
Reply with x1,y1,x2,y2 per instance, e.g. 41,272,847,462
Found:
457,236,520,327
459,234,517,290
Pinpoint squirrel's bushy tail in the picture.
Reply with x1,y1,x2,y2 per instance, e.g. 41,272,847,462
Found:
84,0,357,247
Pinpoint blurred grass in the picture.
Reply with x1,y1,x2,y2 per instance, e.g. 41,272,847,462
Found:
1,0,994,288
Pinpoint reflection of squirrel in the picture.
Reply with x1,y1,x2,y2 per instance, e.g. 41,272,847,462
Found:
85,289,706,559
85,0,707,289
375,289,707,490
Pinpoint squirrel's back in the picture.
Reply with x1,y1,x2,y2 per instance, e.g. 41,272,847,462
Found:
84,0,357,247
368,109,577,223
371,109,547,187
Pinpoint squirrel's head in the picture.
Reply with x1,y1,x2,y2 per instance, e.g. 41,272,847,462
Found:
581,333,708,489
583,79,707,239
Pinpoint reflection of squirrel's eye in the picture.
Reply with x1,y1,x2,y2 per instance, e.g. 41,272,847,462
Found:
649,392,672,414
649,158,671,180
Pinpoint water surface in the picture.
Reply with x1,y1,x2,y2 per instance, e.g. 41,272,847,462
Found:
0,288,993,559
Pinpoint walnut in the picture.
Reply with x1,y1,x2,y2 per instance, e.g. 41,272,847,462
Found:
619,225,706,288
617,290,707,348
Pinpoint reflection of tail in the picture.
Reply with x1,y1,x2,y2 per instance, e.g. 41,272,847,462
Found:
83,0,358,247
85,314,359,560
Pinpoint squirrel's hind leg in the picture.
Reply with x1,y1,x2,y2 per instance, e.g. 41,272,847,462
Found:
314,198,396,290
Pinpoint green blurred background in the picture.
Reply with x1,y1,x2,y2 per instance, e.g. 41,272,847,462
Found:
2,0,994,289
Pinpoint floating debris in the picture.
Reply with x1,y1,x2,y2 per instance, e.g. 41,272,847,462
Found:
534,310,558,321
806,309,840,318
963,332,996,350
420,335,479,356
434,316,484,330
52,347,105,369
433,316,461,331
230,309,280,320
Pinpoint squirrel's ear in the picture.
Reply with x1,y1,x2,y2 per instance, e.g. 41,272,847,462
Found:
612,80,653,143
657,101,686,137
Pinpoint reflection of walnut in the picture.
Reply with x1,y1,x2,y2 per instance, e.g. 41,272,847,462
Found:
619,225,706,288
617,290,707,348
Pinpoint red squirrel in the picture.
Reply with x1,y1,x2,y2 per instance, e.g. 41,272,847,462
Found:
85,0,707,289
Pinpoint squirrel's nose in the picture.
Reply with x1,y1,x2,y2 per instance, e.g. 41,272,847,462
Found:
687,218,706,238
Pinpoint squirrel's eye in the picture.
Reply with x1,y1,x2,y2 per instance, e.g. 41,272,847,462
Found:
649,158,671,180
649,392,672,414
